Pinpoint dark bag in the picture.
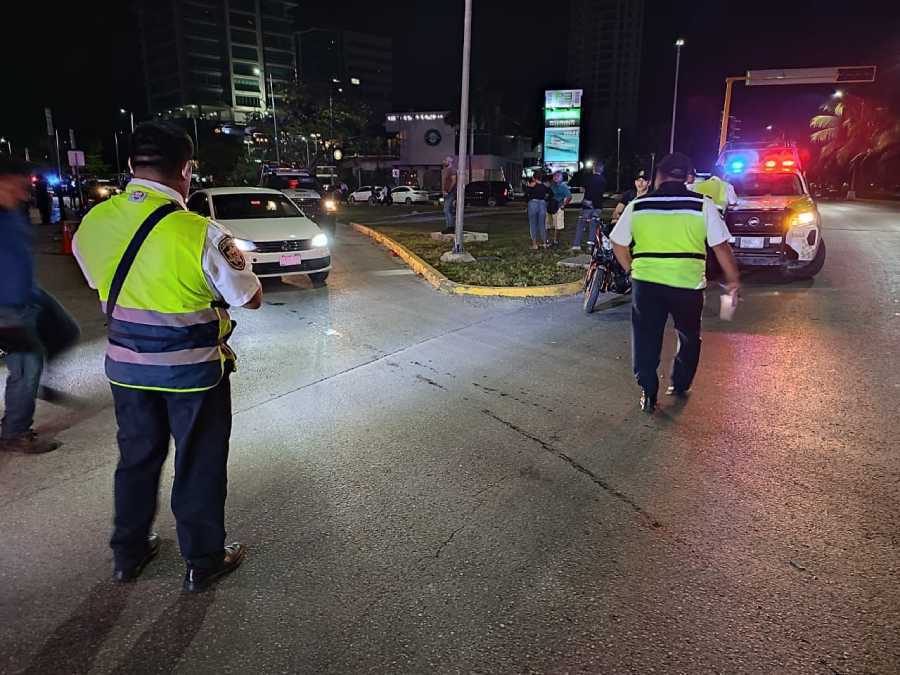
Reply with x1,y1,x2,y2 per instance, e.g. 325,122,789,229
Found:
547,195,560,215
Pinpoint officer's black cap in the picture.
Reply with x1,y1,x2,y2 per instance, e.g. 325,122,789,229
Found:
656,152,694,181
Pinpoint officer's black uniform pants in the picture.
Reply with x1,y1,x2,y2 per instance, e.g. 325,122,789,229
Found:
631,279,704,399
110,376,231,570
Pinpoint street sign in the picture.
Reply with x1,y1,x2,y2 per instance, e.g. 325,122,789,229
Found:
746,66,876,86
392,168,400,178
67,150,85,167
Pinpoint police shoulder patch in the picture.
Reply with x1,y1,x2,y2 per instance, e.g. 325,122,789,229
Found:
218,236,247,271
128,190,147,202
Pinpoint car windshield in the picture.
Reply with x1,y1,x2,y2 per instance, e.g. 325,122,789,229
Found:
264,174,321,191
733,173,804,197
212,194,301,219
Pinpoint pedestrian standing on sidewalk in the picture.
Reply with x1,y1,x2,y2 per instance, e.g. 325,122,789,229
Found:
572,162,606,250
609,153,740,413
547,171,572,247
0,157,80,455
74,122,263,592
441,156,457,234
524,171,549,250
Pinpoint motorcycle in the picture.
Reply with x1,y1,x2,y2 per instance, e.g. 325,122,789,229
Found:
582,224,631,314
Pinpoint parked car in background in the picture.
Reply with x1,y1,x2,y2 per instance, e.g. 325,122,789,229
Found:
187,187,332,284
568,186,585,207
259,168,336,233
464,180,514,206
348,186,385,204
389,186,432,205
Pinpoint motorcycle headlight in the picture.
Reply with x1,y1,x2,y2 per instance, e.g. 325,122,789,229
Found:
312,233,328,248
323,199,337,212
233,238,257,252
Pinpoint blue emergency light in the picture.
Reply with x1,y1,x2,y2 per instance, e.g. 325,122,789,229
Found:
729,159,746,173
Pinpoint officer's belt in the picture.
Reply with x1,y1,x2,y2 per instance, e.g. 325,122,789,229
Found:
632,252,706,260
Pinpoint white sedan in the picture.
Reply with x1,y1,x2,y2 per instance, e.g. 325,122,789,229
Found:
389,186,432,205
187,187,332,283
348,185,384,204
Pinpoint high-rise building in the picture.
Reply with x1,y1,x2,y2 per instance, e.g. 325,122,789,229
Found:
296,28,393,114
567,0,644,156
136,0,299,122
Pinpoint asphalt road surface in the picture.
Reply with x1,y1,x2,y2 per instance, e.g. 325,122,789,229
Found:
1,201,898,674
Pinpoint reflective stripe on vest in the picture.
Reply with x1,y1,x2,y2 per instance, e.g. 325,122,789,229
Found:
74,185,229,392
630,195,708,289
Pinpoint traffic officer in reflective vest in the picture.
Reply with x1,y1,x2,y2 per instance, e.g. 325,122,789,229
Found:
690,167,738,213
73,122,262,591
609,153,740,413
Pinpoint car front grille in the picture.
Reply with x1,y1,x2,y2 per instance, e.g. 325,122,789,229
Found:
254,239,314,253
727,210,784,233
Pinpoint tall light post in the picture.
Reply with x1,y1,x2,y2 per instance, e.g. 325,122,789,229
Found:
120,108,134,133
616,127,622,192
447,0,474,261
269,72,280,164
0,137,11,155
300,136,310,167
669,38,685,154
113,132,121,175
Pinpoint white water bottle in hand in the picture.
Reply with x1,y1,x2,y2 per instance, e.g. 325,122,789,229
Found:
719,287,738,321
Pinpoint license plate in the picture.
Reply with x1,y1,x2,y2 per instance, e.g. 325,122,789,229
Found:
739,237,764,249
279,254,302,266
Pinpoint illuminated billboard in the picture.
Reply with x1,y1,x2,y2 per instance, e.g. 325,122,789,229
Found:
544,89,583,171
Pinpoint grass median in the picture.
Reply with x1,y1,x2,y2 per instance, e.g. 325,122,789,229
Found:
342,203,613,287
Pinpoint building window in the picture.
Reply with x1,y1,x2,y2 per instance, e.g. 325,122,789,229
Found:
235,95,261,108
264,49,293,66
228,0,256,12
263,33,293,51
230,27,257,45
267,65,293,80
234,78,260,92
260,0,284,17
232,45,259,60
230,12,256,29
233,62,260,76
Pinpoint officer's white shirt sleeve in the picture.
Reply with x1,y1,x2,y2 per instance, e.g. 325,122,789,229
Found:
704,198,732,246
203,221,261,307
71,236,97,289
609,202,634,246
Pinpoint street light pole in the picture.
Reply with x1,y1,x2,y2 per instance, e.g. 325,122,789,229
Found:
452,0,473,256
669,38,685,154
616,127,621,192
113,132,121,175
269,72,280,164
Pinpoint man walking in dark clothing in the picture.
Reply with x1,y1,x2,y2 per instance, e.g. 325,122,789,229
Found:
572,162,606,250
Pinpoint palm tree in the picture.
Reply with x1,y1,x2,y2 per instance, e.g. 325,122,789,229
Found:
810,95,900,197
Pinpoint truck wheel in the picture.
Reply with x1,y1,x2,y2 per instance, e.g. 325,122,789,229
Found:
785,239,826,280
309,271,330,286
487,197,498,207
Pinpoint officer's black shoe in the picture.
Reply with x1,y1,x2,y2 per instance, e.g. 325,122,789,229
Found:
183,542,246,593
666,386,690,398
640,390,657,413
114,533,161,582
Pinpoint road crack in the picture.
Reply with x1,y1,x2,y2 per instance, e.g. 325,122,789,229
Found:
481,409,662,529
415,374,447,390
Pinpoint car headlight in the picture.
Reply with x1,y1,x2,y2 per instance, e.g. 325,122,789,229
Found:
311,233,328,248
323,199,337,212
790,210,816,227
98,187,109,197
233,238,257,252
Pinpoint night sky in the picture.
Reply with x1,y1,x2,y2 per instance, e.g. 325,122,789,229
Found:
1,0,896,170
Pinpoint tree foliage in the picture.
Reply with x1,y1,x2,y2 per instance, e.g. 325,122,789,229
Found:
810,95,900,173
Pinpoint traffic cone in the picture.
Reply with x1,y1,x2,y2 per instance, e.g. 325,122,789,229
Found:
61,221,74,256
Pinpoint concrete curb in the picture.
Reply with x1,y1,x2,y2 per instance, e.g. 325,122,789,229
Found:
351,222,585,298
